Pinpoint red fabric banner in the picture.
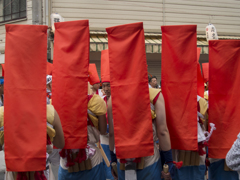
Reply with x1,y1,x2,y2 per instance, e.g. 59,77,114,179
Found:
47,62,53,75
106,22,154,159
202,63,209,82
88,63,100,85
161,25,198,151
1,64,4,76
4,25,47,171
52,20,89,149
208,40,240,158
101,50,110,83
197,48,204,98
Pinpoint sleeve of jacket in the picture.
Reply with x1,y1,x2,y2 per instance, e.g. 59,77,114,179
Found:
226,132,240,172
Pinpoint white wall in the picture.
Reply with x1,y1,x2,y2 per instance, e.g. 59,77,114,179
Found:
52,0,240,35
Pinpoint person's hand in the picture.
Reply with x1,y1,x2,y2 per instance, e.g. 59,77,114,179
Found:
111,167,118,179
161,171,172,180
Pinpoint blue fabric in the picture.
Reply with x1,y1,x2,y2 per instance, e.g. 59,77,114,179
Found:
102,144,114,180
110,150,117,163
161,149,174,178
208,159,238,180
0,79,4,85
117,158,162,180
174,165,206,180
58,162,106,180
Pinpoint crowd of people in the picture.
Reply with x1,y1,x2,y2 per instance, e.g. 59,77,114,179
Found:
0,21,240,180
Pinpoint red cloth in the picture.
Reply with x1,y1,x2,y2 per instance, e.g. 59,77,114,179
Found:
101,50,110,83
106,22,154,159
208,40,240,159
52,20,89,149
88,63,100,85
1,64,4,77
197,47,204,98
47,62,53,75
161,25,198,151
153,92,160,105
4,24,47,171
202,63,209,82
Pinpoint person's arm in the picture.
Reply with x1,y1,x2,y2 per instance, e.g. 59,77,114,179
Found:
98,114,107,135
226,133,240,172
107,97,115,151
155,93,171,151
107,97,118,178
52,110,65,149
155,93,173,180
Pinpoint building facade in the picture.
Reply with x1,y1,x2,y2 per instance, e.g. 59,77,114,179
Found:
0,0,240,79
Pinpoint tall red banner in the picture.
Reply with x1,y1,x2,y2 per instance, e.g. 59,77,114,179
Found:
202,63,209,82
106,22,154,159
52,20,89,149
208,40,240,158
161,25,198,151
197,47,204,97
4,25,47,171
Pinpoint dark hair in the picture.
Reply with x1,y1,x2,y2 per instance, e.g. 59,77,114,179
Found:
149,76,157,83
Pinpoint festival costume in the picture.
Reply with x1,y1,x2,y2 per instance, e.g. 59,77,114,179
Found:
99,49,114,180
52,20,107,179
116,88,162,180
58,94,107,180
161,25,213,180
106,22,170,180
172,96,209,180
207,40,240,180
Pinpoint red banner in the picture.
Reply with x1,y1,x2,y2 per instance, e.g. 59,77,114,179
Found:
197,48,204,97
4,25,47,171
88,63,100,85
106,22,154,159
202,63,209,82
52,20,89,149
208,40,240,158
101,50,110,83
161,25,198,151
47,62,53,75
1,64,4,76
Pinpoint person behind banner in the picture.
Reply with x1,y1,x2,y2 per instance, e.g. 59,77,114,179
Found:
58,94,107,180
46,75,61,179
46,75,52,104
0,104,65,180
208,132,239,180
108,88,174,180
171,95,210,180
99,49,114,180
149,76,158,88
100,81,115,180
